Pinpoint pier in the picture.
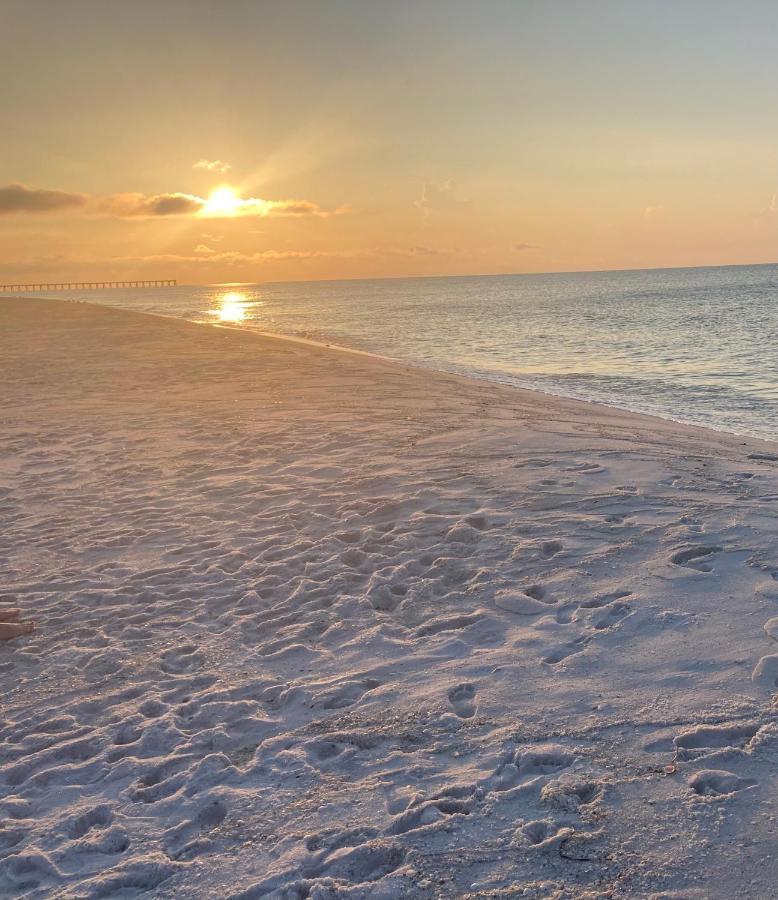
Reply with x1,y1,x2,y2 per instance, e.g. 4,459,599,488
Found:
0,280,177,292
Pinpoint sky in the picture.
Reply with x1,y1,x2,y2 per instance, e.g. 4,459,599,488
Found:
1,0,776,284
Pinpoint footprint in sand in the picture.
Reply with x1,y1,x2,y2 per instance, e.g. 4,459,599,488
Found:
416,610,485,637
139,698,168,718
670,545,723,573
752,654,778,689
578,590,632,610
318,677,382,710
517,819,574,850
515,745,575,775
688,769,757,797
543,637,588,665
319,841,406,882
159,644,204,675
66,805,113,839
164,796,228,860
673,723,759,755
566,462,605,474
540,778,601,812
540,540,564,558
517,539,564,561
587,600,631,630
465,514,490,531
763,617,778,641
388,798,471,835
495,585,554,616
448,683,477,718
603,513,629,525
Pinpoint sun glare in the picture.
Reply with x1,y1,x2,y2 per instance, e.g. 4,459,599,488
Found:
215,291,247,322
202,186,241,217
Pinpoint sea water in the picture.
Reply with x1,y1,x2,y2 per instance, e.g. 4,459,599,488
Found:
32,264,778,440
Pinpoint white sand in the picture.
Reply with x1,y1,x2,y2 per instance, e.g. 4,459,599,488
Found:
2,297,778,898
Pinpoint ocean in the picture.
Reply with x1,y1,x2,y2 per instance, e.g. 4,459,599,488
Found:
31,263,778,440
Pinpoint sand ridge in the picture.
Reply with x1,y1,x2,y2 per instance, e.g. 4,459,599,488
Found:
2,298,778,898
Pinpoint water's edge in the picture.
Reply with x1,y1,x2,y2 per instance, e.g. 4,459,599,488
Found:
230,319,769,445
9,262,778,445
12,294,770,449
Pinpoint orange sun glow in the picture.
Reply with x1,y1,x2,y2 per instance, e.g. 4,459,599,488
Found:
202,186,242,217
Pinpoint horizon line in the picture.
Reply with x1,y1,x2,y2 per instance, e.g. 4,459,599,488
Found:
201,259,778,289
9,259,778,293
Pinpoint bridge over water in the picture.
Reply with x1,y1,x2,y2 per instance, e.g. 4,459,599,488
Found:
0,280,177,292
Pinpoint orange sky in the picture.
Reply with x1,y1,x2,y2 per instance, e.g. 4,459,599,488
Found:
1,0,776,284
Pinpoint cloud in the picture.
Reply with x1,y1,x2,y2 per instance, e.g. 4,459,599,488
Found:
113,249,343,266
98,192,205,218
752,194,777,223
396,245,456,257
113,243,455,268
0,180,343,221
97,191,343,219
203,197,347,219
513,242,538,252
2,240,462,279
0,253,70,275
249,249,333,260
223,198,326,218
0,183,88,214
193,159,231,173
643,204,665,219
414,181,472,216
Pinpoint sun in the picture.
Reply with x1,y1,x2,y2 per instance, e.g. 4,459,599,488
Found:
202,186,241,217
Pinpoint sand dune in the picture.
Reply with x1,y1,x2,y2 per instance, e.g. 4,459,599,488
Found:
2,298,778,898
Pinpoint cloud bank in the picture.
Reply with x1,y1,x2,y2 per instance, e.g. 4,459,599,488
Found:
0,182,343,220
110,245,460,268
0,183,88,214
97,191,343,220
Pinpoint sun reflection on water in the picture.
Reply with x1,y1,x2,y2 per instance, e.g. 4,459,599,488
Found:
214,292,249,323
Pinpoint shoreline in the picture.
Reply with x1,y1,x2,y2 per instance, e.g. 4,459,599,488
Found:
3,296,778,897
222,318,778,448
7,293,778,454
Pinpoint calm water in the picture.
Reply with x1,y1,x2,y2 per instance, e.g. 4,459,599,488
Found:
32,264,778,440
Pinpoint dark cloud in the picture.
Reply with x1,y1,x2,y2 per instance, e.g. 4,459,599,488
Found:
98,192,205,218
0,183,88,214
513,242,538,252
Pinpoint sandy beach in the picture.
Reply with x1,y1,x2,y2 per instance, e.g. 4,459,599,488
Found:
3,296,778,898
